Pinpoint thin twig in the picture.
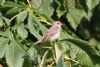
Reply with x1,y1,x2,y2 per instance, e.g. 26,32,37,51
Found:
10,14,18,22
65,57,79,64
68,61,72,67
27,0,32,8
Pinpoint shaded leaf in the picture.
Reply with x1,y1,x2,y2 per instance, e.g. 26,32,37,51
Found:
23,57,32,67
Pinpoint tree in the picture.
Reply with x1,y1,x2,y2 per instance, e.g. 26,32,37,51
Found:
0,0,100,67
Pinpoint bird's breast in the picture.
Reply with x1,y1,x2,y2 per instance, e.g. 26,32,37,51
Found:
49,31,60,41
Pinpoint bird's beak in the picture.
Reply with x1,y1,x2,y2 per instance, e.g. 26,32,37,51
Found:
61,22,65,26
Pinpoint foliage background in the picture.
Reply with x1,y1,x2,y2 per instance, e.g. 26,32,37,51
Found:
0,0,100,67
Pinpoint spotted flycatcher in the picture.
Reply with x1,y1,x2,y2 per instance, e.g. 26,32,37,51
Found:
34,21,62,45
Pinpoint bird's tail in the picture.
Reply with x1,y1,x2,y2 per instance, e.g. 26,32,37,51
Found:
32,39,43,46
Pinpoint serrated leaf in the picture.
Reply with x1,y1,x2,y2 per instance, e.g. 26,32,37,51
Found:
5,41,25,67
17,24,28,39
77,50,93,66
60,38,100,56
28,12,41,39
17,10,28,23
67,8,84,30
91,0,100,10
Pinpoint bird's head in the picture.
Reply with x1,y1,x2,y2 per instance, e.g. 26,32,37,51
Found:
53,21,63,28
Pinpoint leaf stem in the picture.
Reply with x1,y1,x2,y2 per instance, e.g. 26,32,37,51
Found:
10,14,18,22
27,0,32,8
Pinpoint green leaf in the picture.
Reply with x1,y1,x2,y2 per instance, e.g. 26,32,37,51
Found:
5,41,25,67
17,10,28,23
4,1,20,7
55,43,63,67
0,0,5,4
90,0,100,10
67,8,84,30
17,24,28,39
31,8,53,22
2,17,10,26
60,38,100,56
77,50,93,66
39,0,54,17
30,14,48,34
28,12,41,39
23,57,32,67
55,0,66,17
0,17,4,27
0,31,8,37
30,0,42,8
6,7,21,15
39,49,50,67
27,47,38,60
0,37,9,58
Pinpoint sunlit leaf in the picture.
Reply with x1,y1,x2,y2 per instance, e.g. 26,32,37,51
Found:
39,0,54,17
17,24,28,39
4,1,20,7
6,7,21,15
28,12,41,39
2,17,10,26
60,38,100,56
17,10,28,23
0,0,5,4
39,48,50,67
30,0,42,8
5,41,25,67
0,38,9,58
55,43,63,67
0,17,4,27
67,8,84,30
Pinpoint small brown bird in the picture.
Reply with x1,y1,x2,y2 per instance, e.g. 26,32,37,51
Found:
34,21,62,45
